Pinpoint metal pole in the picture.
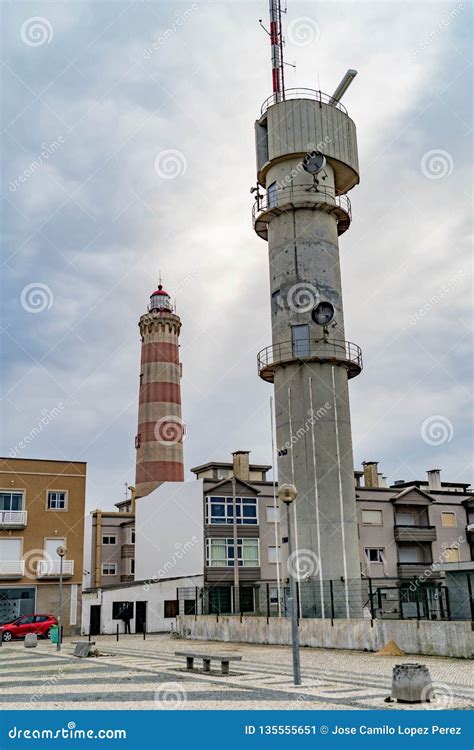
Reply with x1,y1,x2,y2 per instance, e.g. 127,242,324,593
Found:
57,556,63,652
285,501,301,686
464,572,474,622
232,476,240,614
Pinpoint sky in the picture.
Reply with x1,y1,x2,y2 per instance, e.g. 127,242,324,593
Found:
1,0,472,511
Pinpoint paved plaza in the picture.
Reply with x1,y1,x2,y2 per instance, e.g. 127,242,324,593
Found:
0,634,472,710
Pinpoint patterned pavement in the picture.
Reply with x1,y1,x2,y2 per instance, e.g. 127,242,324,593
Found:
1,635,472,710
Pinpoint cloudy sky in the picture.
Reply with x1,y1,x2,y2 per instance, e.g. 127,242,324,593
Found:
1,0,472,510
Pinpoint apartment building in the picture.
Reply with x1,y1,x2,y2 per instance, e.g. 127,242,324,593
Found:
0,457,86,635
84,502,135,589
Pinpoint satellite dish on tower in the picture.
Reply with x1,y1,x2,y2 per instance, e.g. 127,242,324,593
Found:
303,151,326,175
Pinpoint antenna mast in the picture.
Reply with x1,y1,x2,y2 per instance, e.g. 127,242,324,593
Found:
269,0,285,103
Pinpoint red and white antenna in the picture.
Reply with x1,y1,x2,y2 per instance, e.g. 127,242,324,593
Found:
269,0,285,102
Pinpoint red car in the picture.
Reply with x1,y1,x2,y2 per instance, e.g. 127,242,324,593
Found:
1,614,57,641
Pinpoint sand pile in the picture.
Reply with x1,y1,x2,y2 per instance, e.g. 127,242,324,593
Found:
375,639,405,656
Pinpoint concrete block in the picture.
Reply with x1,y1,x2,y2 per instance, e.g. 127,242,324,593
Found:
73,641,94,658
24,633,38,648
391,663,432,703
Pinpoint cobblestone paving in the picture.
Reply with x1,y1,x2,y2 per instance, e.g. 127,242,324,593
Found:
0,635,472,711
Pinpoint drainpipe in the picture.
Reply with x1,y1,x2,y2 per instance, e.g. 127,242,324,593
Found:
94,511,102,588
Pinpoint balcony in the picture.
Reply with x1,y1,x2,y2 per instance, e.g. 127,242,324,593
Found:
0,510,27,528
36,560,74,578
394,525,437,542
0,561,25,579
121,543,134,559
253,185,352,240
397,562,441,579
260,88,349,116
258,338,362,383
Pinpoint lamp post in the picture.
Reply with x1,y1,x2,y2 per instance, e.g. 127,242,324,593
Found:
56,545,66,652
277,483,301,686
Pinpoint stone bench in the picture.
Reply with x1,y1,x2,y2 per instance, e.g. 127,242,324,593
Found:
175,650,242,675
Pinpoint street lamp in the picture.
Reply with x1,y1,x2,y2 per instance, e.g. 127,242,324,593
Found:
56,545,66,652
277,483,301,686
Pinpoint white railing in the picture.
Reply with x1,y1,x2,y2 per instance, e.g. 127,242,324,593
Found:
0,510,27,526
37,560,74,577
0,561,25,577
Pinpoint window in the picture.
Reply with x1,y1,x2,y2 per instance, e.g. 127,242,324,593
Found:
0,492,24,511
216,468,230,479
444,547,460,563
206,496,258,525
267,181,278,208
268,546,281,564
47,491,67,510
130,528,135,544
206,538,259,568
398,547,420,563
362,509,383,526
164,600,179,618
101,563,117,575
130,559,135,575
269,586,279,605
441,512,456,528
395,512,416,526
102,535,117,545
365,548,385,563
112,601,133,620
266,506,280,524
184,599,196,615
292,324,310,357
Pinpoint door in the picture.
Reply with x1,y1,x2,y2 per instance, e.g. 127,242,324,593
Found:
89,605,101,636
135,601,147,633
292,324,310,357
14,616,35,637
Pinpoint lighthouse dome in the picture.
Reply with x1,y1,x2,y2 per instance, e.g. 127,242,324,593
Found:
149,284,172,312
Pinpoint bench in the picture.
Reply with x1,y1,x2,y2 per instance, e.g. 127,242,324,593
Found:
175,650,242,675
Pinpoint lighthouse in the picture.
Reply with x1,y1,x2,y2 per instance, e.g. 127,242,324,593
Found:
253,2,362,617
135,283,185,498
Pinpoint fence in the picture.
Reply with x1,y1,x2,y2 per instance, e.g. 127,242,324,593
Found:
177,577,465,623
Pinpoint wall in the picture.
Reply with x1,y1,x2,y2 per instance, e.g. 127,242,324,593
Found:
135,480,204,582
177,615,473,659
82,575,203,635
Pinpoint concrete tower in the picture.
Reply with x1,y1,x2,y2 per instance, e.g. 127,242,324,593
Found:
135,283,185,498
253,4,362,618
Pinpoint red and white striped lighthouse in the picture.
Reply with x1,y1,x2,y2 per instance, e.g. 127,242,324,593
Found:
135,283,185,498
